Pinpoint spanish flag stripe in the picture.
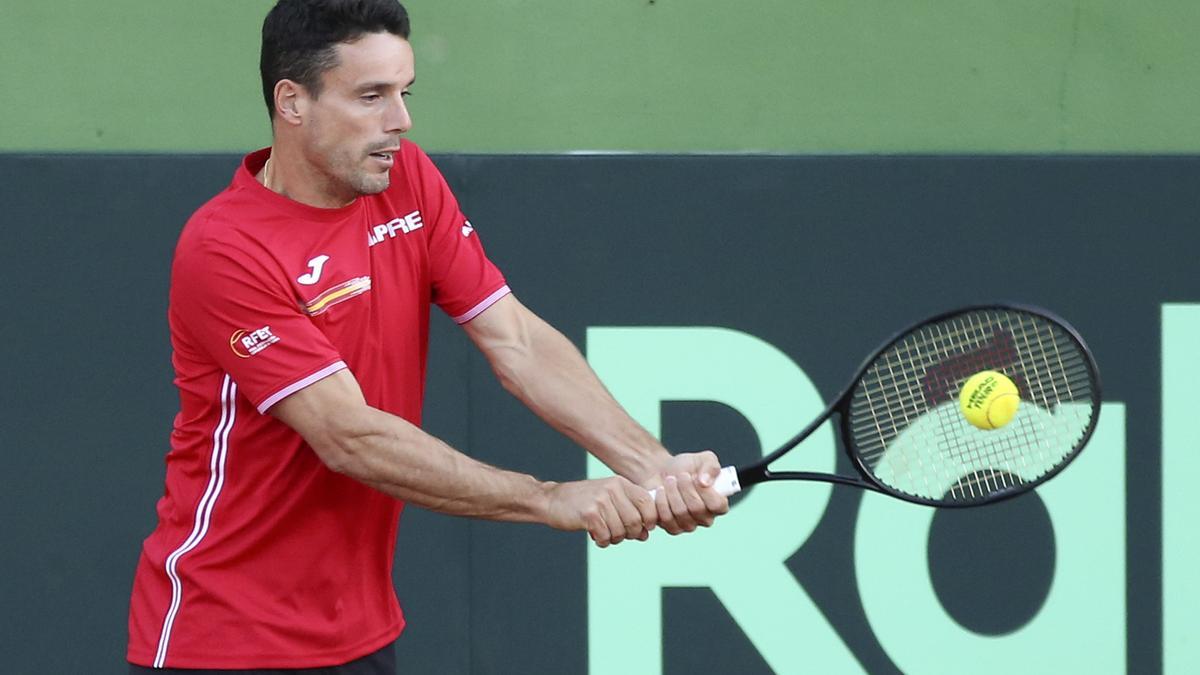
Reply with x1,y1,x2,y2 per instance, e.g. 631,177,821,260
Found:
303,277,372,315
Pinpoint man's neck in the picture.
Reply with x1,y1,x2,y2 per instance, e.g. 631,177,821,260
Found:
257,144,356,209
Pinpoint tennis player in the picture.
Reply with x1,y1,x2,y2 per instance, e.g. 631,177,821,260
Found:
126,0,727,671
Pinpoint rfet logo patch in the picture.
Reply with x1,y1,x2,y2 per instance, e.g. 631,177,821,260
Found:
230,326,279,358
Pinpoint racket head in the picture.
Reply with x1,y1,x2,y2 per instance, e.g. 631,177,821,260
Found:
836,304,1101,507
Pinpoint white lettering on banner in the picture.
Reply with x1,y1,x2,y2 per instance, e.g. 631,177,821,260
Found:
856,404,1125,674
368,210,423,247
1164,304,1200,675
585,327,858,675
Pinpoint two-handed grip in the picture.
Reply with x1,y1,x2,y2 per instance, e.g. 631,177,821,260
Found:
647,465,742,500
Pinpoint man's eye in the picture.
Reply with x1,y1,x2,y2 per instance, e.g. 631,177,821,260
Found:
401,91,413,99
361,94,381,102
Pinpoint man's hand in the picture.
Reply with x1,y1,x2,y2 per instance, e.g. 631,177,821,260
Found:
642,451,730,535
544,476,658,548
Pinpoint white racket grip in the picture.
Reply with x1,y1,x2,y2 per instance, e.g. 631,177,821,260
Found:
711,465,742,496
648,466,741,500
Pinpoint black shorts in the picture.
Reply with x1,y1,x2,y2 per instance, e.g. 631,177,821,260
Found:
128,640,395,675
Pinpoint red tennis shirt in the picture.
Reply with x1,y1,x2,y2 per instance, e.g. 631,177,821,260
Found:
127,142,509,669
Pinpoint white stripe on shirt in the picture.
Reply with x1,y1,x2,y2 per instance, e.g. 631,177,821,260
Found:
153,374,236,668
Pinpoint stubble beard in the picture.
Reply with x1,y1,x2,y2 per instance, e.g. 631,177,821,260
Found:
349,167,390,196
321,150,390,201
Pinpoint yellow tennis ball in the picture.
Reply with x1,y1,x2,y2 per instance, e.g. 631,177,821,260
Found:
959,370,1020,430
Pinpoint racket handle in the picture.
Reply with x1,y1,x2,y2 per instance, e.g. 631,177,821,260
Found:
711,465,742,496
648,466,742,500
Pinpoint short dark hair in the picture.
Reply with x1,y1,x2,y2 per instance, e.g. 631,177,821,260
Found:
260,0,411,118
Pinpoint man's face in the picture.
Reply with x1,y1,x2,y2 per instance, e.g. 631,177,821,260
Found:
300,32,415,201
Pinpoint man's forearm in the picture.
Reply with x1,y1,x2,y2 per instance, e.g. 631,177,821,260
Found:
336,406,659,544
305,402,554,523
271,365,661,545
481,310,671,484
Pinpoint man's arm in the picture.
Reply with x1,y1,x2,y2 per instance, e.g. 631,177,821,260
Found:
461,294,729,533
270,369,657,547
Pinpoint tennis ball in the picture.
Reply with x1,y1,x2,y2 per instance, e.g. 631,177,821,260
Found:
959,370,1020,430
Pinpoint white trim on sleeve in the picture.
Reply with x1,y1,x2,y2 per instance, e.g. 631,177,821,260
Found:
256,361,349,414
451,285,512,324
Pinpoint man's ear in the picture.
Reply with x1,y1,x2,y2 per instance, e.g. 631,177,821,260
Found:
274,79,306,126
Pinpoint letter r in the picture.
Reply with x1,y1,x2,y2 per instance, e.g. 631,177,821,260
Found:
585,327,860,674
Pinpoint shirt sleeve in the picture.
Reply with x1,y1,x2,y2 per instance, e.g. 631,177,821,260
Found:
171,233,347,414
409,144,510,323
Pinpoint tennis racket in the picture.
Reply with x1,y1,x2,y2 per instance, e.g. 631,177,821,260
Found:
666,304,1101,507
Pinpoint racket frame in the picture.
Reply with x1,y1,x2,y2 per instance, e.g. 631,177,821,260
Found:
731,303,1102,507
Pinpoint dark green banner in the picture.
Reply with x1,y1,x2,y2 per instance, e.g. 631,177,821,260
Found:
2,154,1196,673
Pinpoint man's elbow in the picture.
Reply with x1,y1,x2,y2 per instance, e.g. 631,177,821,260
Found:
302,418,372,478
300,431,353,475
483,322,550,398
488,353,528,398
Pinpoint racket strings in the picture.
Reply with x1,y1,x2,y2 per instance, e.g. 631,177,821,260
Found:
846,309,1096,504
850,319,1077,445
920,313,1088,500
851,317,1086,409
929,317,1022,500
851,315,1088,431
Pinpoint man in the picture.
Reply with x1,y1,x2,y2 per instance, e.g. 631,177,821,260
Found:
127,0,728,671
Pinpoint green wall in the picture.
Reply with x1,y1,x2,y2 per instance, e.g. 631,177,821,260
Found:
3,0,1198,153
4,152,1195,672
